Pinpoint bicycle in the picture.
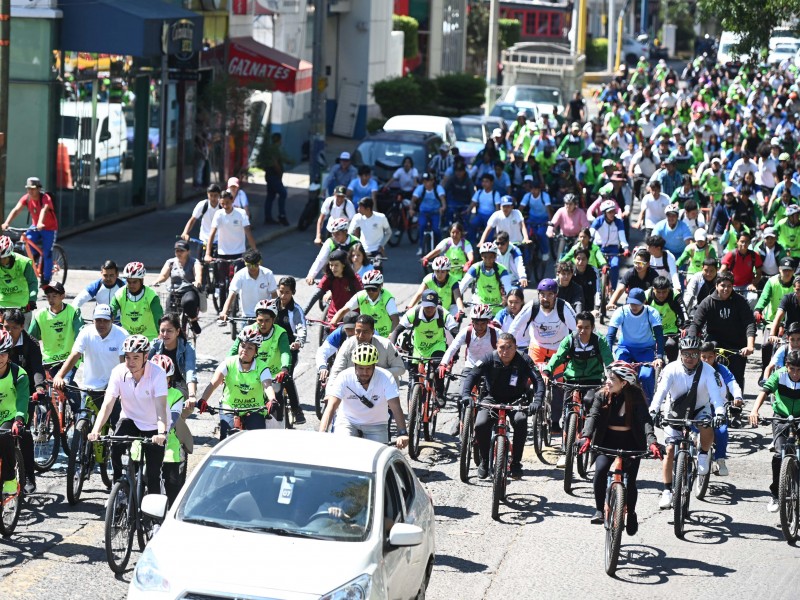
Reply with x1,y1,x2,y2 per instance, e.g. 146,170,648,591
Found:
274,375,297,430
532,365,554,463
208,402,276,436
5,226,68,285
520,233,545,282
155,284,201,345
593,445,653,576
220,315,252,342
455,374,482,483
207,257,239,314
553,233,578,261
760,415,800,544
386,190,418,247
315,356,334,420
598,252,621,325
101,435,158,574
65,386,112,505
661,415,713,539
554,381,601,493
0,429,25,537
307,317,333,349
478,398,523,521
404,355,443,461
29,388,61,472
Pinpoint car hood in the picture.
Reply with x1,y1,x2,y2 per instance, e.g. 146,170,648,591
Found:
455,141,484,158
146,519,375,598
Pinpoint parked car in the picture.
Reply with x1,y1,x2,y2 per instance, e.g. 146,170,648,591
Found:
130,430,436,600
622,36,649,65
382,115,457,148
489,101,537,129
500,85,563,126
452,116,488,161
768,37,800,64
59,100,127,186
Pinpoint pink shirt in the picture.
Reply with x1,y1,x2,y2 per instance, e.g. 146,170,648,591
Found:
107,361,170,431
548,207,589,237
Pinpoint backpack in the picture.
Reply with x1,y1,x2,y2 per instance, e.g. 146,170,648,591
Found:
465,325,498,350
729,249,756,272
668,364,704,419
199,199,212,219
526,297,568,329
411,306,445,329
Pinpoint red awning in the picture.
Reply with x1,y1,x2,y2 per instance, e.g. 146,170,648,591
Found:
227,37,312,94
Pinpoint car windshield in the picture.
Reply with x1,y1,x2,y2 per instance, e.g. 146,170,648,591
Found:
453,121,485,144
510,88,562,105
775,42,800,53
354,140,427,171
490,104,521,121
178,457,373,542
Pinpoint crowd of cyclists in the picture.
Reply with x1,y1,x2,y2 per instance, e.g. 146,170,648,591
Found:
4,49,800,564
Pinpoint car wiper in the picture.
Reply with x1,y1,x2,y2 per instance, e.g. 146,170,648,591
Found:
232,525,325,539
181,517,238,530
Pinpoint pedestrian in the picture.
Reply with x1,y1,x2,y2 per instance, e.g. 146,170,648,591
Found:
261,133,290,226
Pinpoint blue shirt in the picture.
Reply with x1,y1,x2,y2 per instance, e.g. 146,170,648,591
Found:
607,305,662,350
347,177,378,203
772,345,790,368
323,164,358,195
652,218,693,256
521,191,551,221
472,189,500,215
492,171,511,195
413,184,445,213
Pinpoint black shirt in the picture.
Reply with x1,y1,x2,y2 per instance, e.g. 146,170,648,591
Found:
573,267,598,311
568,98,585,122
689,291,756,349
620,267,659,292
557,280,585,313
463,351,544,405
779,293,800,330
162,345,184,385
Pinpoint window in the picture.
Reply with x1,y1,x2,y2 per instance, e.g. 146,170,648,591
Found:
537,13,549,36
550,13,562,36
393,461,416,508
383,470,403,537
526,13,536,35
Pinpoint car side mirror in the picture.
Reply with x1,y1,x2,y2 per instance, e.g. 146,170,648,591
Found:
388,523,424,547
141,494,169,522
100,130,111,142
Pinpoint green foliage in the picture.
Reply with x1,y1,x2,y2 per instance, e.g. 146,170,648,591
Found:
366,118,387,134
498,18,521,50
467,1,489,64
393,14,420,59
587,37,608,68
372,76,431,118
435,73,486,114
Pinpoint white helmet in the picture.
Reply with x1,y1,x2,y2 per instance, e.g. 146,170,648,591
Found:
600,200,617,213
122,334,151,354
432,256,451,271
479,242,498,255
150,354,175,377
238,328,264,346
0,236,13,259
326,217,350,233
470,303,493,320
362,270,384,287
122,261,146,280
254,299,279,316
0,330,13,353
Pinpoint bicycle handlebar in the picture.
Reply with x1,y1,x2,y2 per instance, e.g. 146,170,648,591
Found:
591,445,653,459
478,401,524,411
661,417,713,428
97,435,156,444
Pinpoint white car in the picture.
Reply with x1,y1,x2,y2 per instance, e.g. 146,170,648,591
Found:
769,39,800,65
128,430,436,600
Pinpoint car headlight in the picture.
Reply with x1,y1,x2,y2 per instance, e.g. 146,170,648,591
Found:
133,547,171,593
320,574,372,600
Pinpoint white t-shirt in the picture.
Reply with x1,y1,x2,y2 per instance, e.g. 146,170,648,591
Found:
320,195,356,220
191,199,221,243
74,324,128,390
349,212,391,253
328,366,399,426
211,207,250,255
107,361,170,431
486,209,525,242
640,192,671,229
392,167,419,192
510,301,577,351
230,266,278,317
442,326,496,368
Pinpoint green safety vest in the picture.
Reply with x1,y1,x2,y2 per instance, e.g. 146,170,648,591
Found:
777,220,800,257
356,289,395,337
254,324,287,376
645,289,680,334
33,304,80,363
424,273,459,310
221,356,269,411
406,307,447,358
474,263,507,315
164,387,185,464
444,241,469,280
761,275,794,322
115,286,159,339
0,363,27,424
686,244,716,275
0,254,32,308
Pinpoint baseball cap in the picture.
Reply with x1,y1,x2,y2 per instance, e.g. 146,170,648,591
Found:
227,177,240,188
523,174,534,182
174,239,190,251
779,152,792,161
764,227,777,238
42,282,65,295
93,304,113,320
342,312,359,329
517,109,527,117
627,288,646,305
663,156,675,164
780,257,795,270
602,159,615,168
772,137,782,146
500,196,514,206
723,186,737,195
339,151,351,161
334,185,347,195
421,290,440,308
25,177,41,188
491,128,503,137
711,157,721,165
694,229,707,242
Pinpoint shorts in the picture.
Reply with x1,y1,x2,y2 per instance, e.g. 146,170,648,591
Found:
663,405,712,444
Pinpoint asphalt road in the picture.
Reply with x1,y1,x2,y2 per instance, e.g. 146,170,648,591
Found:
0,225,798,600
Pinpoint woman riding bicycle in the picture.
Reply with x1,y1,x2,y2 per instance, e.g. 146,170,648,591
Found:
577,360,662,535
149,313,198,402
153,239,203,335
317,250,363,322
0,329,31,496
562,227,609,270
422,222,474,282
384,156,419,199
492,287,527,349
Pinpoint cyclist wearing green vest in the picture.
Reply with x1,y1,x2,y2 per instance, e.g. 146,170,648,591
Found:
0,235,37,311
150,354,192,505
199,328,277,439
563,227,609,269
408,256,464,317
330,270,399,337
676,229,717,275
644,276,687,362
110,262,162,340
459,242,511,317
0,329,30,496
755,257,796,369
422,221,473,282
390,290,458,406
774,205,800,257
305,217,359,284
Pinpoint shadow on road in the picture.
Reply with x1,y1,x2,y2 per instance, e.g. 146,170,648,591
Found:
727,429,764,458
680,510,783,544
434,504,479,520
500,493,595,525
434,553,489,573
613,544,736,584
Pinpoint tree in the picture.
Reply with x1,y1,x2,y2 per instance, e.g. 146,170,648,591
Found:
393,14,420,59
498,18,521,50
466,1,489,73
697,0,800,58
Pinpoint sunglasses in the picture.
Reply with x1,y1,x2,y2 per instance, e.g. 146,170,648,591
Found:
364,286,379,292
682,352,700,359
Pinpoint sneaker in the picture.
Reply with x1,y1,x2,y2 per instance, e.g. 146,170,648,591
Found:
279,216,290,227
556,454,567,469
190,320,202,335
293,409,307,425
769,441,776,452
416,248,423,256
715,458,729,477
510,462,523,479
24,478,36,495
2,478,17,495
477,463,489,479
625,511,639,536
435,394,446,408
697,451,710,476
768,496,780,513
541,253,550,262
659,489,673,509
264,217,277,225
590,509,604,524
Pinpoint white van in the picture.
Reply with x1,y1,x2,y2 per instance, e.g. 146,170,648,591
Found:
717,31,749,67
59,101,128,184
382,115,457,148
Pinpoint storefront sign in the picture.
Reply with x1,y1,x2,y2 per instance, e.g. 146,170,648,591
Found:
227,38,312,94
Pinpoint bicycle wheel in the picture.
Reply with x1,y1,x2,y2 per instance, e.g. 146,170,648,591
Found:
491,436,507,521
532,409,546,462
695,451,711,500
387,209,403,247
458,406,474,483
422,395,432,442
32,402,60,472
104,479,133,574
282,389,294,430
778,456,800,544
599,271,609,325
407,216,419,244
576,418,590,479
99,442,112,489
0,447,24,537
66,420,91,505
229,304,239,341
60,401,76,460
314,377,326,420
604,483,626,576
563,412,578,494
408,384,423,460
51,244,68,286
673,452,691,539
302,288,325,316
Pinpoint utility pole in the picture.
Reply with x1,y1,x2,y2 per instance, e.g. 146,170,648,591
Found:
0,0,9,210
484,0,499,116
607,0,616,72
309,0,327,189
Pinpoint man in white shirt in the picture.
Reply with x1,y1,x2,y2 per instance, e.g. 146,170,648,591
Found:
220,249,278,319
319,343,409,448
348,197,391,255
72,260,125,309
180,184,221,244
205,190,257,260
646,235,681,290
636,180,670,236
315,185,356,245
729,153,758,185
479,195,529,245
